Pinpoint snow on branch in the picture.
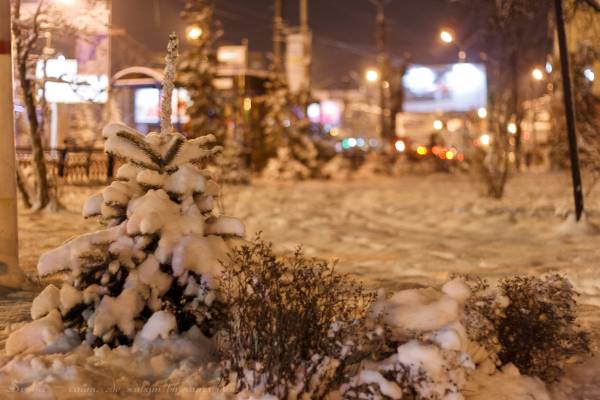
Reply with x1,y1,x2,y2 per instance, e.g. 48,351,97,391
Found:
161,32,179,135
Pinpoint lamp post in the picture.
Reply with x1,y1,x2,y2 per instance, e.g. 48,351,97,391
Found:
0,0,28,288
554,0,584,221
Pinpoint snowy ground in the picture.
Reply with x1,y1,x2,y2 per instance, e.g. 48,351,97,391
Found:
4,171,600,398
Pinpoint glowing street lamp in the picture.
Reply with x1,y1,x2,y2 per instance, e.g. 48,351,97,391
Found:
507,122,518,135
440,29,454,44
531,67,544,81
185,24,203,42
365,68,379,83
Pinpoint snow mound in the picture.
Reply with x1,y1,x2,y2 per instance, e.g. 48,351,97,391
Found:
555,212,600,237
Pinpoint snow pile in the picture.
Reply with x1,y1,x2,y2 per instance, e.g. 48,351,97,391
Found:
320,154,353,180
8,121,245,354
262,147,312,181
342,278,553,400
355,151,393,178
0,326,221,398
555,212,600,236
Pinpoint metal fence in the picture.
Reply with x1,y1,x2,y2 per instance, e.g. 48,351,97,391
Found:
15,147,114,186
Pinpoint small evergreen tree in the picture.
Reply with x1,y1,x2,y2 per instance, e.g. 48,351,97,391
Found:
260,76,319,179
7,35,245,352
177,0,225,141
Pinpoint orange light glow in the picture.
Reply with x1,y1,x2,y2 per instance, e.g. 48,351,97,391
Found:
416,146,428,156
446,151,455,160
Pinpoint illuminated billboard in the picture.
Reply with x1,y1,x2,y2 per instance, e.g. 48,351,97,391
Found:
403,63,487,113
134,88,190,125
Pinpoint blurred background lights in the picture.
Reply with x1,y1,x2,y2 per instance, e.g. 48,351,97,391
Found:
394,140,406,152
532,67,544,81
480,134,491,146
365,69,379,82
477,107,487,119
584,68,595,82
404,66,436,95
440,30,454,44
507,122,517,134
433,119,443,130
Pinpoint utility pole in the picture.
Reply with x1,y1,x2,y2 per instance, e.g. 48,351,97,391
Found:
273,0,284,75
370,0,390,148
299,0,311,94
554,0,584,221
0,0,27,288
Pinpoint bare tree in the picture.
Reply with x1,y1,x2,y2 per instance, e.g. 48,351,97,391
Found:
12,0,51,210
11,0,107,210
456,0,552,198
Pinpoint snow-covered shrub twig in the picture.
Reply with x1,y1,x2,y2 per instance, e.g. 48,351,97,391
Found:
218,237,374,399
495,274,590,382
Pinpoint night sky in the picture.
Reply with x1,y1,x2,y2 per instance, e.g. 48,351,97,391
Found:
114,0,465,88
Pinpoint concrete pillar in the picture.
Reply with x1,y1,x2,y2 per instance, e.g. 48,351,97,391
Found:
0,0,27,288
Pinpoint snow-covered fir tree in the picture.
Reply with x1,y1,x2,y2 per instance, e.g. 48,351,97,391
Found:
177,0,225,141
260,76,319,180
214,129,250,185
6,34,245,353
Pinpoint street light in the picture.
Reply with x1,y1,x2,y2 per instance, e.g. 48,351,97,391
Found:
185,24,203,42
440,29,454,44
365,68,379,83
531,67,544,81
439,28,465,61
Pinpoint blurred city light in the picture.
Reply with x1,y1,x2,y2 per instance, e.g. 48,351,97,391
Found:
394,140,406,152
433,119,443,130
416,145,428,155
307,103,320,121
185,25,203,41
243,97,252,111
404,66,436,95
329,127,339,137
365,68,379,82
584,68,595,82
480,134,491,146
477,107,487,119
531,67,544,81
440,29,454,44
545,62,553,73
507,122,517,134
348,137,357,147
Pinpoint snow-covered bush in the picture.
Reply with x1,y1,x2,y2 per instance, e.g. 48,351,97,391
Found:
218,238,374,398
341,280,477,400
7,120,247,354
457,274,590,383
495,275,590,382
321,154,353,180
262,147,312,181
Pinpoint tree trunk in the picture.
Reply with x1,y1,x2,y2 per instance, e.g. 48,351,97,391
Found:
17,49,50,210
15,165,31,209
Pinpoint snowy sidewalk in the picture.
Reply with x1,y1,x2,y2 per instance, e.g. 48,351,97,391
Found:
12,173,600,329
